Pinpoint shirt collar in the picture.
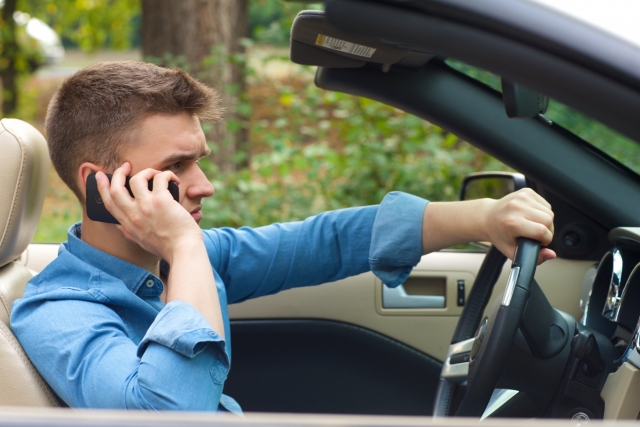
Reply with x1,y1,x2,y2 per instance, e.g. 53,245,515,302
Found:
61,223,162,295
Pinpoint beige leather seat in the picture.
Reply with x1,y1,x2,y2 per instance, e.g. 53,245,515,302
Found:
0,118,59,407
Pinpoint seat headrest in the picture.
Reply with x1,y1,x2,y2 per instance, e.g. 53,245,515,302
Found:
0,119,49,268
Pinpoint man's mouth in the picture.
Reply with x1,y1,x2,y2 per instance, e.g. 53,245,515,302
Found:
191,206,203,221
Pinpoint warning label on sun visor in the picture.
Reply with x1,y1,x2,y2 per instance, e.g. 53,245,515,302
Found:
315,34,376,58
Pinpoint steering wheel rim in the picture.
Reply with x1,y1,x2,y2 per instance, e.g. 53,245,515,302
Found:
434,238,540,418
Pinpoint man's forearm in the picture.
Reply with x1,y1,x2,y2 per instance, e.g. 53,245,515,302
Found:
421,199,490,254
166,237,225,338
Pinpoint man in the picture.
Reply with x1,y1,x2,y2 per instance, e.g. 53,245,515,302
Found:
11,61,555,413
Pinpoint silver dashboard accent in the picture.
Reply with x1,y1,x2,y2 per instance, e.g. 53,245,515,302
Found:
481,389,519,420
581,251,613,328
440,337,474,384
603,247,623,320
571,412,590,424
621,318,640,369
580,264,598,314
501,266,520,307
608,227,640,244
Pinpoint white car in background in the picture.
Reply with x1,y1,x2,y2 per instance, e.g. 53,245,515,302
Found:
13,10,64,65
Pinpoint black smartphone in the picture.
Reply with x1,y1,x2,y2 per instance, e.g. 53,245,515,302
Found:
86,173,180,224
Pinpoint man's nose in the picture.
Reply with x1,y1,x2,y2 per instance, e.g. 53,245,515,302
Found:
187,166,214,199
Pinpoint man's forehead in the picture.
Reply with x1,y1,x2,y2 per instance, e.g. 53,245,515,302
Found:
124,113,208,165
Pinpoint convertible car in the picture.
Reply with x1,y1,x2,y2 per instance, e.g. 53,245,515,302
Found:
1,0,639,425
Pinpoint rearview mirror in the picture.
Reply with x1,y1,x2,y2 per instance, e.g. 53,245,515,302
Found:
501,79,549,119
460,172,526,201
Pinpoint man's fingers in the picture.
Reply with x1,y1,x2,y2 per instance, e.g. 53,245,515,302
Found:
110,162,131,193
523,209,554,235
522,219,554,246
517,188,552,211
537,248,557,265
128,168,162,199
152,171,179,196
503,189,555,244
95,171,127,221
109,163,134,207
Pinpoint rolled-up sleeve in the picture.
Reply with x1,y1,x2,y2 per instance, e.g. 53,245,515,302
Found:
138,300,227,360
12,292,229,411
369,192,428,287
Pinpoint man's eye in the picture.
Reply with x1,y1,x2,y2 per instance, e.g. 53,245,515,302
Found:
167,162,183,171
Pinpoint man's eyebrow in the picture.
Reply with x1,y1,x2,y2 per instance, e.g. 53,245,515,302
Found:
159,148,211,166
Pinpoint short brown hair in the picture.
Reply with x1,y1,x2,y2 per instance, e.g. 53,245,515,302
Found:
45,61,223,201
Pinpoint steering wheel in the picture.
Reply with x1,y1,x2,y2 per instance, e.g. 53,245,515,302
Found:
433,238,540,417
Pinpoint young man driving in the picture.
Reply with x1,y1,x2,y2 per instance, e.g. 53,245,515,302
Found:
11,61,555,413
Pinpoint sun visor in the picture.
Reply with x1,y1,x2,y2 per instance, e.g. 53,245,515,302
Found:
291,10,431,69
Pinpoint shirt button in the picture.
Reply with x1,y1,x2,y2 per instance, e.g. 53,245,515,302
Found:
145,279,154,288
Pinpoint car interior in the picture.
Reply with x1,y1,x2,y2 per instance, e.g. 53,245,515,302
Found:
2,0,640,423
0,118,58,407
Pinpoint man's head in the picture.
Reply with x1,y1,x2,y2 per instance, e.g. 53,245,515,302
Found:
45,61,222,203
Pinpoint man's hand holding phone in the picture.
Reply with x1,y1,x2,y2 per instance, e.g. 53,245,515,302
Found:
93,162,202,262
86,173,179,224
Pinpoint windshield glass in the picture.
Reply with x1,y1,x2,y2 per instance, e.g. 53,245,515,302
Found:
446,59,640,175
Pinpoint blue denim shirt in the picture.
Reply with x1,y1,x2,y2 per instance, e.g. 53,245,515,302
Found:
11,192,427,412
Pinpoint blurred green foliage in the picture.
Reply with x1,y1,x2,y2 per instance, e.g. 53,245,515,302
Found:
250,0,321,45
198,59,508,229
33,201,81,242
21,0,139,51
545,101,640,174
446,59,640,175
1,0,139,117
1,15,43,71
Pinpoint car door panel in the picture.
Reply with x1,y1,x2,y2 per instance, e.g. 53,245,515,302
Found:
225,319,442,415
229,251,592,361
20,243,593,360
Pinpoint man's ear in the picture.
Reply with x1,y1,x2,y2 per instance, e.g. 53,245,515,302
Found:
77,163,104,201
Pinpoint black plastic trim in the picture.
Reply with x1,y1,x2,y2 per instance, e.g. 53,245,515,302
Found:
224,319,442,415
324,0,640,145
371,0,640,93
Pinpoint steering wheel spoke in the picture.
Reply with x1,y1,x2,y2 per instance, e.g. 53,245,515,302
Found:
441,337,474,384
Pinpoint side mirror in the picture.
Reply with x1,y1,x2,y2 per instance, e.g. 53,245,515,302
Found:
460,172,526,201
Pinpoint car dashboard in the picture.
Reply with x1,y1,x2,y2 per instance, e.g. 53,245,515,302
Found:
583,228,640,347
578,229,640,418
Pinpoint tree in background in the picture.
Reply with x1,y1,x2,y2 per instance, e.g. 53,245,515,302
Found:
0,0,139,116
141,0,249,174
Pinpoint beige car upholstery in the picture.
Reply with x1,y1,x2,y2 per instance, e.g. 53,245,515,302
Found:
0,118,59,407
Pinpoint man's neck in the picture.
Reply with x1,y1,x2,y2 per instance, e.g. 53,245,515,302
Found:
80,212,161,277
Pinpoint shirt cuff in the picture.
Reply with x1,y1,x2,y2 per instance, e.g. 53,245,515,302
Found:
369,191,428,288
137,300,227,362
